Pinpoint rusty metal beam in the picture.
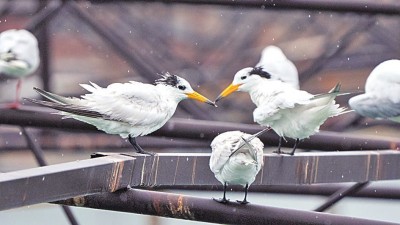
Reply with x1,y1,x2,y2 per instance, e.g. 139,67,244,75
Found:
0,153,135,211
54,188,398,225
2,107,400,151
128,151,400,187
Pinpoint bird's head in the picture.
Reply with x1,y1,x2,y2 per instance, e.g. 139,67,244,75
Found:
155,72,216,107
215,66,271,102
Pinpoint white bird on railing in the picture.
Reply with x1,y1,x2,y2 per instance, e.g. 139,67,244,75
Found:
215,67,348,155
0,29,40,108
26,73,216,155
349,59,400,122
210,128,268,204
256,45,299,90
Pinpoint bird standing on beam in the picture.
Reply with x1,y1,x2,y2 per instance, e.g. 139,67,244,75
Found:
26,73,216,155
0,29,40,109
215,67,348,155
349,59,400,122
210,128,268,204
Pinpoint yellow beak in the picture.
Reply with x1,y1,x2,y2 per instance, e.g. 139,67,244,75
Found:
215,84,240,102
186,91,217,107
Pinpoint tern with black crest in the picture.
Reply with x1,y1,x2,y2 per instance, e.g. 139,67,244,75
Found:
216,67,347,155
26,73,216,155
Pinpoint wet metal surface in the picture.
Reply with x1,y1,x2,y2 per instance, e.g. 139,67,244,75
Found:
130,151,400,187
0,154,135,211
55,188,398,225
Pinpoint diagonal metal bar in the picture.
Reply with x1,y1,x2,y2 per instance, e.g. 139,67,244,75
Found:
54,188,398,225
20,127,79,225
65,1,210,120
2,107,400,151
24,0,64,33
0,153,135,211
299,16,377,83
314,181,370,212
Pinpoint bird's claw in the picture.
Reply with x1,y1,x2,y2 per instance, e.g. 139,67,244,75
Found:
236,200,250,205
213,198,230,204
273,150,294,155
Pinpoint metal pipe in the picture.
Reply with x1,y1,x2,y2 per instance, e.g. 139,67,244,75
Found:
314,181,370,212
54,188,398,225
89,0,400,16
151,183,400,200
2,107,400,151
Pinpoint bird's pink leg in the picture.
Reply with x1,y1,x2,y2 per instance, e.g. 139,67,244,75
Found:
1,79,22,109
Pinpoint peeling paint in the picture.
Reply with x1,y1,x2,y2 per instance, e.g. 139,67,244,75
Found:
109,161,124,192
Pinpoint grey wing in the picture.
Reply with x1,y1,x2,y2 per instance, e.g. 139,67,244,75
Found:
349,94,400,119
25,98,112,120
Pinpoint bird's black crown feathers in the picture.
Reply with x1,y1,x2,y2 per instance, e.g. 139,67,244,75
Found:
250,67,271,79
154,72,179,87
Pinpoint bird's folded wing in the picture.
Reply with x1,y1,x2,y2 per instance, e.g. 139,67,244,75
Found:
81,82,171,126
25,98,108,119
253,89,311,121
210,142,232,173
350,94,400,119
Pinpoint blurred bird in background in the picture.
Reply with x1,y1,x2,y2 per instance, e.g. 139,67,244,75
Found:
0,29,40,109
210,128,268,204
256,45,299,90
216,67,347,155
349,59,400,122
26,73,216,155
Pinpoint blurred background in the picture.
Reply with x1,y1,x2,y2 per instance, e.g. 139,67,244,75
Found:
0,0,399,224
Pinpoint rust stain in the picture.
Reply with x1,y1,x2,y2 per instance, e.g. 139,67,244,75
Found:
173,156,180,185
390,142,399,150
109,161,124,192
313,156,319,184
191,157,197,185
140,157,147,185
148,155,158,186
73,196,85,206
303,158,309,184
167,195,195,219
375,152,381,180
365,153,371,180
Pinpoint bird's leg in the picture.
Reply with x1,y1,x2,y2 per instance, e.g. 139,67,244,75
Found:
273,137,283,154
2,79,22,109
128,135,154,155
289,138,300,156
237,184,250,204
213,182,229,204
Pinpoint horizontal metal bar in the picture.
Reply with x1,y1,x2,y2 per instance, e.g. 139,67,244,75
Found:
2,107,400,151
90,0,400,16
0,154,135,211
54,188,398,225
151,183,400,200
129,151,400,187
